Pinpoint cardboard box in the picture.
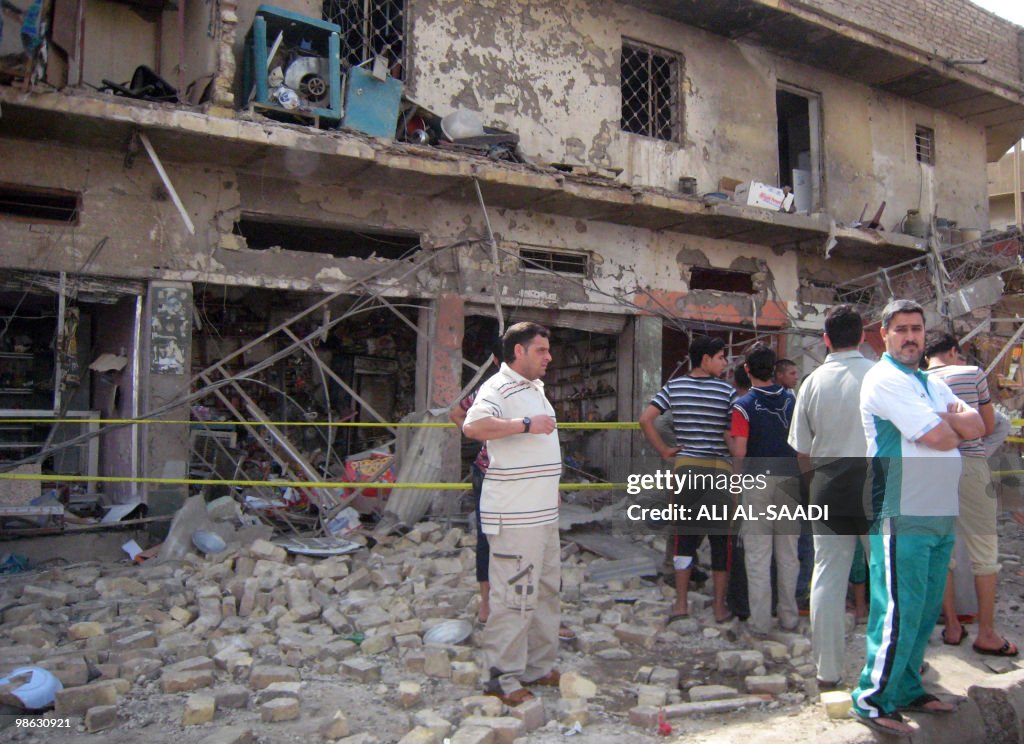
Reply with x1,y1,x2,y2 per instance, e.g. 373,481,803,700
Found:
733,181,786,210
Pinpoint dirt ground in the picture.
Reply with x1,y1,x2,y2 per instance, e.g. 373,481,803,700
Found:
1,511,1023,744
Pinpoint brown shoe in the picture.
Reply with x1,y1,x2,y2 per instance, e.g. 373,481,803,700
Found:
525,670,561,687
483,687,535,706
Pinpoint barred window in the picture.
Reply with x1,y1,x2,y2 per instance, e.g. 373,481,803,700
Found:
915,125,935,165
520,248,589,276
621,40,680,141
323,0,405,79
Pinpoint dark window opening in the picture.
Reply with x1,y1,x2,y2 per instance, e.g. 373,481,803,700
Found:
915,125,935,165
776,86,819,213
233,217,420,260
0,184,80,225
620,40,680,142
520,249,589,275
689,267,755,294
323,0,405,79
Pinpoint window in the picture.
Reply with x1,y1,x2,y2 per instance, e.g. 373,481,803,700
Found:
915,125,935,165
520,248,589,276
233,217,420,259
0,184,79,224
689,267,755,294
323,0,405,79
620,40,680,141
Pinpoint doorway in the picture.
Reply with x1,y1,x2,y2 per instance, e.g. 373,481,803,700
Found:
776,85,822,214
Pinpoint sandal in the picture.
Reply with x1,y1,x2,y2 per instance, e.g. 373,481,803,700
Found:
898,693,957,714
666,612,689,627
484,687,535,706
558,626,576,641
941,626,968,646
524,670,560,687
851,710,914,738
973,639,1019,657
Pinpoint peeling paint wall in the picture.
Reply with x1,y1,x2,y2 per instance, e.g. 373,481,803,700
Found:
407,0,990,229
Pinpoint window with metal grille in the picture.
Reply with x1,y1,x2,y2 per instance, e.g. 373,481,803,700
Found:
520,248,589,276
620,40,680,141
323,0,405,80
0,184,79,224
915,125,935,165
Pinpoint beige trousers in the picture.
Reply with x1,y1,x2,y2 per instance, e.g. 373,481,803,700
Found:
482,521,561,694
742,477,800,634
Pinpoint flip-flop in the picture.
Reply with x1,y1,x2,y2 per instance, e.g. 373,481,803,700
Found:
973,639,1019,657
558,626,577,641
898,693,958,714
851,710,914,739
714,612,734,624
941,626,968,645
666,612,690,626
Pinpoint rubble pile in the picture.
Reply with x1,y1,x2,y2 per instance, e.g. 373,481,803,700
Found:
0,523,832,742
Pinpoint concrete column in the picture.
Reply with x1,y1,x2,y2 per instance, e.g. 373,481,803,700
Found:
141,281,193,533
429,294,465,487
621,314,663,477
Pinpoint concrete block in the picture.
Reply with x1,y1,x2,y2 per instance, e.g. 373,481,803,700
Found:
423,648,450,678
360,633,393,655
575,630,619,654
745,674,787,695
249,665,300,689
629,696,765,727
250,539,287,562
341,657,382,683
412,709,453,739
613,623,657,649
688,685,738,702
967,670,1024,744
648,666,680,687
54,680,118,716
820,690,852,719
636,684,668,707
461,695,503,717
162,670,215,693
451,661,480,686
450,726,495,744
398,727,440,744
459,716,526,744
213,685,250,709
510,696,546,731
183,695,216,726
399,680,422,708
84,704,117,733
68,622,104,640
559,671,597,700
261,696,300,722
258,681,302,703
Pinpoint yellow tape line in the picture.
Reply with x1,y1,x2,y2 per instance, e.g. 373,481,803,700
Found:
0,418,640,430
0,473,625,491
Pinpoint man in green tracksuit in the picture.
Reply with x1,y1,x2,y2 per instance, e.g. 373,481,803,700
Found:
850,299,984,738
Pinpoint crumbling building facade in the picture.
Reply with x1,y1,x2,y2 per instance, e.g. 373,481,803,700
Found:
0,0,1021,518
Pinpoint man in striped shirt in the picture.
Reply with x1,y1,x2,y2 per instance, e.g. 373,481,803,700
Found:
850,300,984,737
639,335,736,624
464,322,562,707
924,332,1016,657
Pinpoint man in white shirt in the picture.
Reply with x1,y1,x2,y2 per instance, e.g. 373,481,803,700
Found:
464,322,561,707
788,305,874,689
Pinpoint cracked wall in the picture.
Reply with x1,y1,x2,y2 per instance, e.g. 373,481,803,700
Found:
407,0,990,230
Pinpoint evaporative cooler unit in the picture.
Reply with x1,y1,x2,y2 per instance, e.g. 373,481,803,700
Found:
243,6,342,124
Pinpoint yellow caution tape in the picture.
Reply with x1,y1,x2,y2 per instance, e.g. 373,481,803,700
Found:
0,418,640,430
0,473,626,491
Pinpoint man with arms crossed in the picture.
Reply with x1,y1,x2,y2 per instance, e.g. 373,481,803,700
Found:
788,305,874,689
923,332,1016,657
463,322,561,707
851,300,984,737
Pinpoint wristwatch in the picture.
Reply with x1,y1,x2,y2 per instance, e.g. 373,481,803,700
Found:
522,416,532,433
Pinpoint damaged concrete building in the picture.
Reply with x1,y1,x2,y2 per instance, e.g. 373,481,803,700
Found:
0,0,1022,525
